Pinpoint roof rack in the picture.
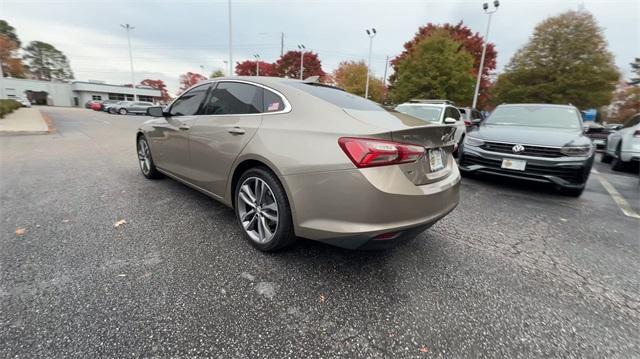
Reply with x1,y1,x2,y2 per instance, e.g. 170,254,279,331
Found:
408,99,455,105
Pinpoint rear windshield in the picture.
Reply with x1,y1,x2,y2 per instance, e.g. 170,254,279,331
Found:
395,104,442,124
486,106,581,129
288,83,383,111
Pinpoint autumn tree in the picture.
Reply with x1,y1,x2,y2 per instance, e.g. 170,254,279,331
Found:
0,20,20,47
0,35,24,78
235,60,276,76
492,11,619,109
605,60,640,123
210,69,225,78
333,60,386,103
274,50,326,80
139,79,171,103
177,72,207,94
23,41,74,81
390,21,496,108
390,31,475,104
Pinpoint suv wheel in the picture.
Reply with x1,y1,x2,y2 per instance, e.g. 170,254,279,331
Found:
560,185,585,197
119,108,128,115
235,167,295,252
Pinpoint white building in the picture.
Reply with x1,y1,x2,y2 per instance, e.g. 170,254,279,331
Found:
0,78,161,107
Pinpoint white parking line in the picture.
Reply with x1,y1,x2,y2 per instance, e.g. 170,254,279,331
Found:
92,117,110,125
592,169,640,219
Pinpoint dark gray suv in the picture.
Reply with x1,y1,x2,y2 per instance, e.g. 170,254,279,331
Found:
458,104,594,196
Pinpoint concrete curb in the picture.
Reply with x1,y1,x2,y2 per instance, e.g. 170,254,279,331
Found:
0,107,52,136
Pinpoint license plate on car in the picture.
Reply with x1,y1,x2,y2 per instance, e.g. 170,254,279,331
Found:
429,148,445,172
501,158,526,171
593,139,605,145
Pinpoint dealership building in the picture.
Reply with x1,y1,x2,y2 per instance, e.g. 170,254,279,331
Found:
0,78,162,106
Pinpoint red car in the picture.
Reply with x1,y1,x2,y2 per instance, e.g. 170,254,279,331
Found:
90,102,103,111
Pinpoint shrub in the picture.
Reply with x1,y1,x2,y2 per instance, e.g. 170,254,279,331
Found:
0,99,22,118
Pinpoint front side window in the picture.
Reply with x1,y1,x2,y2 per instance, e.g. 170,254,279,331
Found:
202,82,262,115
486,106,582,129
170,84,209,116
395,105,442,124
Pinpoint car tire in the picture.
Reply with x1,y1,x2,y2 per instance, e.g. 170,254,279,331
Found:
560,185,585,197
455,136,465,162
109,108,116,114
119,108,128,115
137,136,162,179
611,143,626,171
234,167,295,252
601,152,613,163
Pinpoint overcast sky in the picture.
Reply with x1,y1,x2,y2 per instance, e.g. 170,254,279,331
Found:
1,0,638,94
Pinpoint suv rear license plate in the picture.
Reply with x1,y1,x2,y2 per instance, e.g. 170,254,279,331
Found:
429,148,445,171
501,158,526,171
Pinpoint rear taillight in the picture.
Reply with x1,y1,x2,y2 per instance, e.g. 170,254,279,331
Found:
464,119,472,126
338,137,425,168
634,130,640,138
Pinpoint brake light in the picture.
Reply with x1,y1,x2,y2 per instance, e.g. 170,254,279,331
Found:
464,119,472,126
634,130,640,138
338,137,425,168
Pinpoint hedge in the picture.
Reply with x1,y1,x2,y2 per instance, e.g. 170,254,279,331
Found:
0,99,22,119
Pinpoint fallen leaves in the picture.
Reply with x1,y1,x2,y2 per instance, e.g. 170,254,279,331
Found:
113,219,127,228
319,293,327,303
15,227,26,236
419,346,429,353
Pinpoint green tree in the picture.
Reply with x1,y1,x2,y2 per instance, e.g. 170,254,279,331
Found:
23,41,74,81
333,60,386,103
0,20,20,47
629,58,639,86
390,31,474,104
492,11,619,108
210,69,225,78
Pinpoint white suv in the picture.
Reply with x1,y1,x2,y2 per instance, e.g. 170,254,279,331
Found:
602,113,640,170
394,100,466,151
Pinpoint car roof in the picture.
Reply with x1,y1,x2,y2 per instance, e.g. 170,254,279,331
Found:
497,103,577,109
396,102,448,108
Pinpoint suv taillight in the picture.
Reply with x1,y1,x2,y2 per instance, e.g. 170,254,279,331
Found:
338,137,425,168
634,130,640,138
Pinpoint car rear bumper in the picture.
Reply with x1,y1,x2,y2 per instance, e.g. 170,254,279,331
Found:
459,145,593,188
620,150,640,162
282,162,461,249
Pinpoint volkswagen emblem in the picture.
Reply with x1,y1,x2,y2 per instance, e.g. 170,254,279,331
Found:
512,144,525,154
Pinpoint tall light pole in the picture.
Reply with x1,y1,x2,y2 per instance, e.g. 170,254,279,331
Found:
472,0,499,109
365,28,377,100
253,54,260,76
223,61,229,76
297,44,306,80
121,24,136,101
228,0,233,76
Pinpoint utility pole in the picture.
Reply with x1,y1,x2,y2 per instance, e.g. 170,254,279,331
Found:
382,55,389,87
228,0,233,76
472,0,500,109
121,24,137,101
0,58,4,99
253,54,260,76
280,32,284,57
297,44,306,80
365,28,377,100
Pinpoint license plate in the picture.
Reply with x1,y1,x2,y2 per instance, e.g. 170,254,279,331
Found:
593,139,605,145
429,148,445,171
501,158,526,171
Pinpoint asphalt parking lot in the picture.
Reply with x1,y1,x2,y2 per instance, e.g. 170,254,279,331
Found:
1,107,639,358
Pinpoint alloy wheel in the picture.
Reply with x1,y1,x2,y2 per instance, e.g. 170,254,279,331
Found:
137,139,151,175
237,177,279,243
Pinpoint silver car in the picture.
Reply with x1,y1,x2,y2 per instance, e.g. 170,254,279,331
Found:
136,77,460,251
112,101,154,115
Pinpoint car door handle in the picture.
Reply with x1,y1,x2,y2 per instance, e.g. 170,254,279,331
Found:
179,125,190,131
228,127,246,135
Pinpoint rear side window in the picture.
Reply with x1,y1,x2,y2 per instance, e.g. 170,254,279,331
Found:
170,84,209,116
445,107,461,120
203,82,263,115
289,82,383,111
264,90,285,112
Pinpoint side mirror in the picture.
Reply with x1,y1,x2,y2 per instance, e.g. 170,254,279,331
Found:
444,117,457,125
147,106,165,117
